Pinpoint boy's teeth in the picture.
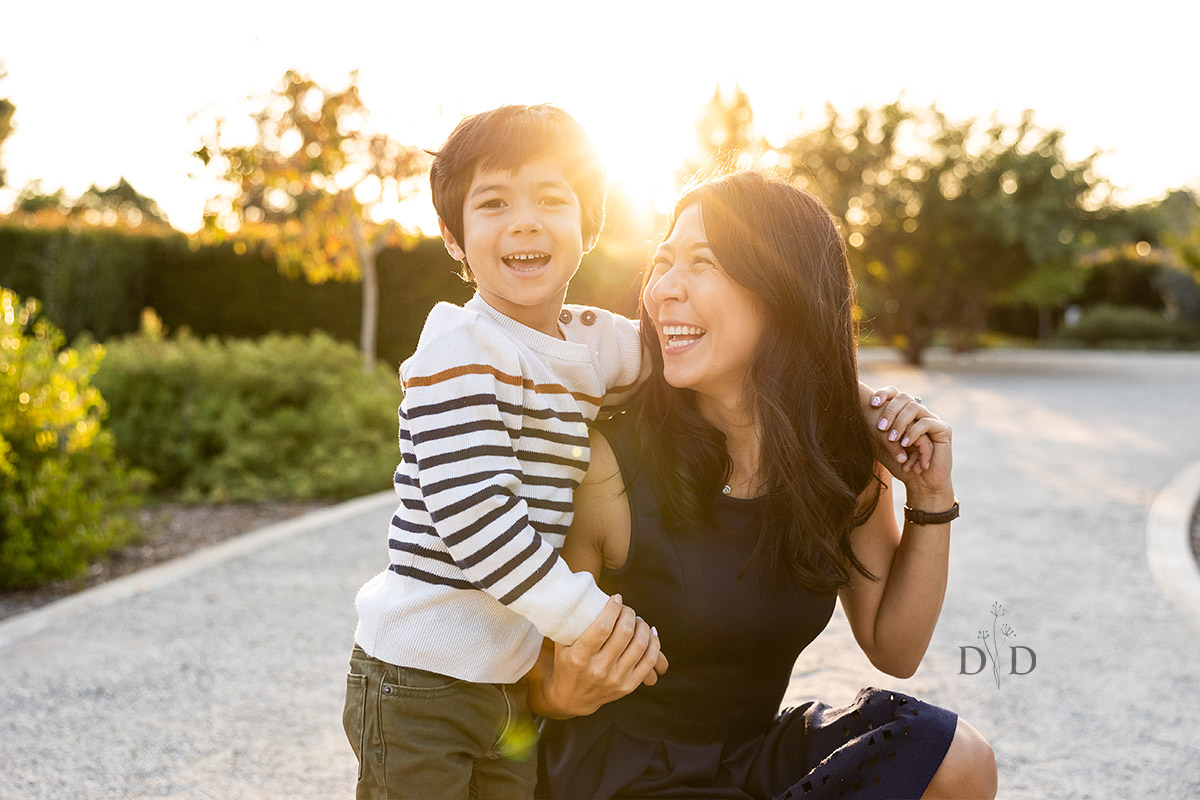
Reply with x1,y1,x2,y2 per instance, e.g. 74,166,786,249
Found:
503,253,551,270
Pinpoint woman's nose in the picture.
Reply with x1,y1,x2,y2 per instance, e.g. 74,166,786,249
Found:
647,264,685,304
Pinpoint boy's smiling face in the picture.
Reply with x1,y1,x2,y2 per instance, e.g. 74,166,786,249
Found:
440,157,594,337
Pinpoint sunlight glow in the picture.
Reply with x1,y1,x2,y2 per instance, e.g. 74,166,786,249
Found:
0,0,1197,232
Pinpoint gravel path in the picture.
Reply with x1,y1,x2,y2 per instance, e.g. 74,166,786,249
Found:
1,348,1198,799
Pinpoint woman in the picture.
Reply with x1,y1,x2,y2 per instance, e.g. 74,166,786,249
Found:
528,172,997,799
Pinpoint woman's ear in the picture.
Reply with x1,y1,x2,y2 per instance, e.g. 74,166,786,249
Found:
583,232,599,255
438,218,466,262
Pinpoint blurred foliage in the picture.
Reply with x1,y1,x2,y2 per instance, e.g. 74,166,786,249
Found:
0,224,158,340
783,102,1109,363
0,64,11,189
0,223,477,369
680,85,771,181
195,69,427,372
93,321,403,503
1077,245,1166,311
1129,189,1200,275
12,178,171,231
1055,303,1200,347
0,287,148,590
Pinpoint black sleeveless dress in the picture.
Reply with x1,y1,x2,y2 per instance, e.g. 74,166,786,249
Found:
537,413,958,800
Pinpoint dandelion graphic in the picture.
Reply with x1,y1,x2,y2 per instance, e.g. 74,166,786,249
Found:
978,602,1017,689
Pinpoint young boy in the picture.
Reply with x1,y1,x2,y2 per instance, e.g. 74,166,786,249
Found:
344,105,652,799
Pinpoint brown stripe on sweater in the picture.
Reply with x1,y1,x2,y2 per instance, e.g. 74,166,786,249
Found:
404,364,606,405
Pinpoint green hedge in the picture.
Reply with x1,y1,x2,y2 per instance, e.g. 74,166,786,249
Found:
0,224,476,368
0,224,643,369
1056,304,1200,347
0,225,155,341
0,288,148,590
93,327,404,503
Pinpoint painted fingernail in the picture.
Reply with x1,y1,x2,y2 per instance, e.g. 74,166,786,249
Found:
901,436,911,447
897,451,907,463
651,626,658,637
888,429,899,442
871,396,882,407
877,418,889,430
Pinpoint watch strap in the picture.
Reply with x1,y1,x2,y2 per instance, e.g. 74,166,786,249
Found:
904,501,959,525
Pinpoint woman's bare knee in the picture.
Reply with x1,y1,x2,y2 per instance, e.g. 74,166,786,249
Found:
922,717,997,799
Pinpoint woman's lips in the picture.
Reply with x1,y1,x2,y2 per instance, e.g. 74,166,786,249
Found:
660,324,707,354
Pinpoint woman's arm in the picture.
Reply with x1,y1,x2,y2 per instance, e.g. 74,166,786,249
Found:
839,394,955,678
526,429,668,718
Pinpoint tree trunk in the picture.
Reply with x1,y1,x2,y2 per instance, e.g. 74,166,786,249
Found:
360,251,378,375
351,216,379,375
1037,305,1053,345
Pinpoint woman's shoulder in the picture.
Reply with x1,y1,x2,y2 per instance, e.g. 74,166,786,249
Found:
593,409,642,475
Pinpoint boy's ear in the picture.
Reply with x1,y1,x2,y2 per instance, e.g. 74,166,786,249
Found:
438,218,466,262
583,232,599,255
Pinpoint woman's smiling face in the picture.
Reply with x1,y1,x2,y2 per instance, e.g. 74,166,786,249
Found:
642,202,767,401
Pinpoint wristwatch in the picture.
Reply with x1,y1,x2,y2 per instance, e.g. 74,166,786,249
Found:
903,501,959,525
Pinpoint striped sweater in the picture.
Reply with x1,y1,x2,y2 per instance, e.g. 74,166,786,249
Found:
353,294,644,683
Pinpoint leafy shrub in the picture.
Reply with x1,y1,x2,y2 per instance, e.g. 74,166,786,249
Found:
0,288,148,590
93,323,403,503
1056,304,1200,347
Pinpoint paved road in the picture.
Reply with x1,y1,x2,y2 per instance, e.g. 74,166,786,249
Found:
1,349,1198,799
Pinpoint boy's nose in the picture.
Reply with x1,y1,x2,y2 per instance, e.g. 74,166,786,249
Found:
508,205,543,234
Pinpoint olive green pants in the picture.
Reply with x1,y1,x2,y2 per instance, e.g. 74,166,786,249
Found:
342,645,537,800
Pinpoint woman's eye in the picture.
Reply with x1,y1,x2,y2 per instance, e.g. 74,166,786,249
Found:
541,196,568,207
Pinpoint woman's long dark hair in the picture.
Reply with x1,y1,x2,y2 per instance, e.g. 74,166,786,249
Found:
633,171,880,595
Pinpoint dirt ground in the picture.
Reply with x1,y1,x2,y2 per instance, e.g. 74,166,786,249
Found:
0,501,327,622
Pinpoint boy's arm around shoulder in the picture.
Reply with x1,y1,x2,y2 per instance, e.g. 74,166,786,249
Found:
400,321,609,646
577,308,646,406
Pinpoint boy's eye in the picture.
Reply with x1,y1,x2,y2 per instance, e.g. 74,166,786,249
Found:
479,198,505,209
540,195,568,207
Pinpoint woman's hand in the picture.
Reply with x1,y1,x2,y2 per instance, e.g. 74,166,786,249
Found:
863,385,953,497
532,595,668,719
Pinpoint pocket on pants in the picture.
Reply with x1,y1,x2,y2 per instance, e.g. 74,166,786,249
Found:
390,665,463,694
343,672,368,779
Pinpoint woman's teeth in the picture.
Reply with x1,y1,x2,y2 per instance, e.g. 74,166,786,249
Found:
503,253,550,271
661,325,707,350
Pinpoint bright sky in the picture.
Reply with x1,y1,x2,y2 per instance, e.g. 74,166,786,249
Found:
2,0,1197,233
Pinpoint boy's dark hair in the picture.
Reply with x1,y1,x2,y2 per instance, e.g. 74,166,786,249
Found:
430,105,606,274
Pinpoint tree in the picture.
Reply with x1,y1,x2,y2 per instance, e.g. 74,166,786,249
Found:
195,70,427,372
10,178,170,231
784,103,1104,363
679,85,769,183
0,65,13,190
